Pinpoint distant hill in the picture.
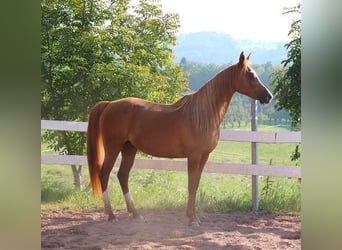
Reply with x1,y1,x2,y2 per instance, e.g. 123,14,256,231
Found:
173,31,287,65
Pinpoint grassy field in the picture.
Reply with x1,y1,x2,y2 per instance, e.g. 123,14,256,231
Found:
41,124,301,214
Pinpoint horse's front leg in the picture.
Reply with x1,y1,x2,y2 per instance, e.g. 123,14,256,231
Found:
186,153,209,226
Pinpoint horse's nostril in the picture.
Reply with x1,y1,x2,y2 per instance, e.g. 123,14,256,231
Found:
260,93,272,105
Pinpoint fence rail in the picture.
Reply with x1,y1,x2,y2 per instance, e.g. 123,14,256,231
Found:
41,120,301,178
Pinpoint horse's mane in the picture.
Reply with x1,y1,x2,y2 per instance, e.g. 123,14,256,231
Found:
176,65,236,134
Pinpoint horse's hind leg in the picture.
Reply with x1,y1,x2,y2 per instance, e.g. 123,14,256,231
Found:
99,148,120,221
117,141,140,218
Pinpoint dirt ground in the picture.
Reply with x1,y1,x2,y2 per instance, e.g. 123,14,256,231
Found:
41,208,301,249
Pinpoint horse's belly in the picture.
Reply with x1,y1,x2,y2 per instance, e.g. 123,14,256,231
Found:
129,128,217,158
130,133,188,158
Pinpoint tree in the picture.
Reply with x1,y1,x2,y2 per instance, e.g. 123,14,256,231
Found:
271,4,301,129
270,4,301,164
41,0,188,189
179,58,229,90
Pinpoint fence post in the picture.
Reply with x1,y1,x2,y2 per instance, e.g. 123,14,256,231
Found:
251,99,259,213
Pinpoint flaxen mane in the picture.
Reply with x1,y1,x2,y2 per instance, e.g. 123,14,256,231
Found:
177,66,236,134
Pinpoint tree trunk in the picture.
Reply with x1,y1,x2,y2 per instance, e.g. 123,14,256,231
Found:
71,165,82,190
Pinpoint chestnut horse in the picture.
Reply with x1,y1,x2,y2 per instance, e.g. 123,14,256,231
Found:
87,52,272,226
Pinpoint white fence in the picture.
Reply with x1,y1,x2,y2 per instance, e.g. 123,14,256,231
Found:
41,120,301,178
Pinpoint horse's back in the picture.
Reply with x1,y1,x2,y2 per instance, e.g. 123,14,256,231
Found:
97,97,173,137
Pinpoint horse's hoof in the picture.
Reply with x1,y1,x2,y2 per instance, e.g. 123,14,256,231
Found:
188,220,201,227
108,218,118,222
133,214,145,221
108,214,118,222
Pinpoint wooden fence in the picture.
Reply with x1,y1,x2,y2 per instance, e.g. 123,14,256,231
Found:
41,120,301,178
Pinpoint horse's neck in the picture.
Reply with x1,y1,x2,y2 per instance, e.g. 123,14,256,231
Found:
206,77,234,126
191,68,235,131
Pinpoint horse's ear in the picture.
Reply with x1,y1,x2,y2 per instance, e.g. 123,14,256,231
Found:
239,52,245,66
246,53,251,61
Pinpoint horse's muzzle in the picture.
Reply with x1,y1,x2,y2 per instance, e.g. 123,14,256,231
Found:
259,92,273,105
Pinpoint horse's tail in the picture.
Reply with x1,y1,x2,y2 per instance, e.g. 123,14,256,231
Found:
87,101,110,198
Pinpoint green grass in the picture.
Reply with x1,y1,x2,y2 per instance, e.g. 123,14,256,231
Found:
41,166,300,214
41,124,301,214
209,141,297,165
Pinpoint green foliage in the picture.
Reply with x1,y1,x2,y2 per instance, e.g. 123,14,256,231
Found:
260,176,301,214
41,168,74,203
261,159,275,200
258,156,300,214
290,144,301,166
41,0,188,186
196,175,253,213
261,176,274,199
179,58,227,90
271,4,301,129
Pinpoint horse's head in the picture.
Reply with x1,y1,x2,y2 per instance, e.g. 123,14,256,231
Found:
233,52,273,105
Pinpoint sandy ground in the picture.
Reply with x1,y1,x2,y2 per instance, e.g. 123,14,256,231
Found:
41,209,300,249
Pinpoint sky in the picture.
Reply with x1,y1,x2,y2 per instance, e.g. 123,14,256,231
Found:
158,0,300,42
